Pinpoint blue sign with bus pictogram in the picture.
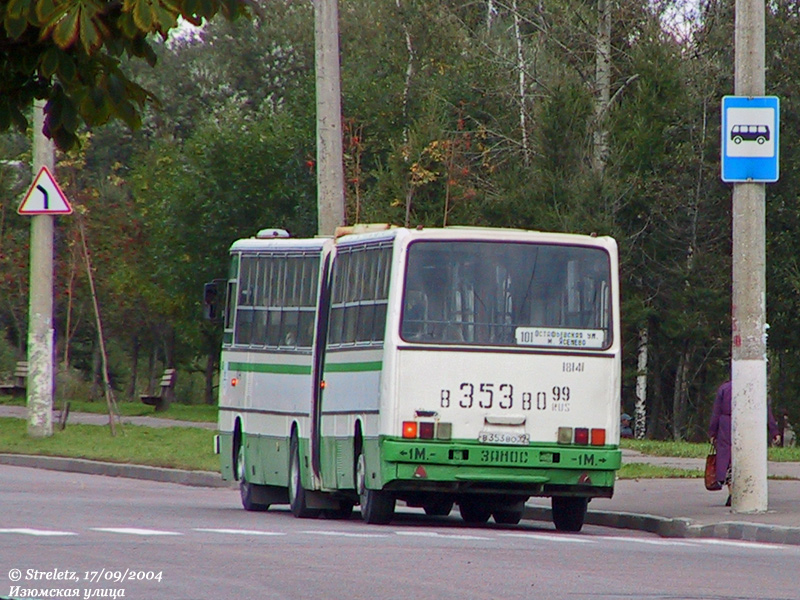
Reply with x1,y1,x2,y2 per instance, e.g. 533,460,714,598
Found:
721,96,779,183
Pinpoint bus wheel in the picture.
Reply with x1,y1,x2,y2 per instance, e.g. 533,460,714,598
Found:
459,498,491,524
237,443,269,512
288,434,320,519
423,499,454,517
552,497,588,532
356,451,394,524
493,501,524,525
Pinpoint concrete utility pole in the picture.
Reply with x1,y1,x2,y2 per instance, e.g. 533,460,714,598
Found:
731,0,768,513
27,100,56,438
314,0,346,236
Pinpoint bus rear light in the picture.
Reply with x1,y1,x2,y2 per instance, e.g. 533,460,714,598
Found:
402,421,451,440
413,465,428,478
591,428,606,446
419,422,435,439
574,428,590,445
557,427,573,444
231,377,238,387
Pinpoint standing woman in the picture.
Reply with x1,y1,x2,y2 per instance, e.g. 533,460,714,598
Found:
708,380,781,507
708,381,733,506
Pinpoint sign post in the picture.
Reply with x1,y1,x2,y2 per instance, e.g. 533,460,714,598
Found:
19,102,71,438
726,0,773,514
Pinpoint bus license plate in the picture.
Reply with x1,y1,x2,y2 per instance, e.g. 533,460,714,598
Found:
477,431,530,445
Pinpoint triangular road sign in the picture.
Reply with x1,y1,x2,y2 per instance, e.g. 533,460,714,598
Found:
18,166,73,215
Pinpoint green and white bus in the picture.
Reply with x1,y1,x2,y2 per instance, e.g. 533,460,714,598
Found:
209,225,622,530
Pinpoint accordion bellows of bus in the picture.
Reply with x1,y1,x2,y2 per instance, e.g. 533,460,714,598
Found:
206,225,622,532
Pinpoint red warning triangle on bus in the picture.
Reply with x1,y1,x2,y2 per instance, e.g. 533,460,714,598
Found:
18,166,73,215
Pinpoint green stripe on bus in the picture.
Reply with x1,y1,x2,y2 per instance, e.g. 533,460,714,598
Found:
225,361,382,374
227,362,311,375
324,361,383,373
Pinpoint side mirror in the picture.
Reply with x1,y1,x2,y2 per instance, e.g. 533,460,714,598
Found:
203,279,226,322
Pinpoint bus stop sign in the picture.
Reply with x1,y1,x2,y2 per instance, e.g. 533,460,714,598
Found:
721,96,779,183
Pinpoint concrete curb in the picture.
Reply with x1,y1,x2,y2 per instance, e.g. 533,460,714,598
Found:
0,453,231,488
522,505,800,546
3,452,798,546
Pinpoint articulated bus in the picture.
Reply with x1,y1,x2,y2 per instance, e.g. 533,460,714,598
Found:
209,225,622,530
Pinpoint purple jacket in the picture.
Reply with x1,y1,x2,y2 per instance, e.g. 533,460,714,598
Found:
708,380,780,483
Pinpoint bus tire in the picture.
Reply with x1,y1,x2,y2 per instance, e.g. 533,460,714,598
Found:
459,498,491,524
493,501,524,525
356,450,394,524
552,497,588,532
423,498,454,517
288,434,320,519
237,443,269,512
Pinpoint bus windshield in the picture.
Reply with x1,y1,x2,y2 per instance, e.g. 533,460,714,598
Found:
400,241,612,349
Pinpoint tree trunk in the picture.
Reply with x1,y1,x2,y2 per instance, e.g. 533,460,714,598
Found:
146,342,158,396
397,0,414,148
127,334,139,401
80,219,118,434
672,346,690,441
205,349,217,405
513,0,530,166
634,325,648,439
648,353,665,439
592,0,612,174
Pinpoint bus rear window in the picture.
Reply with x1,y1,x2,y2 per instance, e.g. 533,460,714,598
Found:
400,241,612,349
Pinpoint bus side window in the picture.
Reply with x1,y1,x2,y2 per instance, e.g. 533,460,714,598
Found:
203,279,226,322
402,290,428,340
225,280,236,330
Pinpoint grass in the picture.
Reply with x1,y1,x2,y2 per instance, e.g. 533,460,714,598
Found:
618,463,702,479
1,397,797,478
2,395,217,422
0,417,218,472
621,438,800,462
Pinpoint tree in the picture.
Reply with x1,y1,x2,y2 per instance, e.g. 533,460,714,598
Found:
0,0,249,149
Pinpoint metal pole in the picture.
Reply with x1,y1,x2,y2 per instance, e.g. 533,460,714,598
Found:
314,0,346,236
27,100,55,438
731,0,767,513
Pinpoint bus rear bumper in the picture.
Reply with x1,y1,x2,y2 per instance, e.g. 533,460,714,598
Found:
379,438,620,498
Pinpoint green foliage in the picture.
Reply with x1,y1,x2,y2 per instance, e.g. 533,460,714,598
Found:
0,0,250,149
6,0,800,441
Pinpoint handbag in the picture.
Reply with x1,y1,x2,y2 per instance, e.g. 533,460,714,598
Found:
704,442,722,491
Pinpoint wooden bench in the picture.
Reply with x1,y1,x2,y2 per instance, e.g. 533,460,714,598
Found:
139,368,176,412
0,361,28,397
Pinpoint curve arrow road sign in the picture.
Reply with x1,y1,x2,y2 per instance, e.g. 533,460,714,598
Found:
18,166,73,215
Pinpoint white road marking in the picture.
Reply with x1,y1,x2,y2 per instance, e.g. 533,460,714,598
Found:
689,538,797,552
195,528,286,536
498,532,594,544
91,527,182,536
596,535,694,546
302,530,390,538
0,528,76,536
394,531,493,541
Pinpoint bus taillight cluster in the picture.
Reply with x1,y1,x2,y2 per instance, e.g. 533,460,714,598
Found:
558,426,606,446
402,420,452,440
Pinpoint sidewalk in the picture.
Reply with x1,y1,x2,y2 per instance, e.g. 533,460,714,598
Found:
1,405,798,544
525,449,800,545
0,403,215,429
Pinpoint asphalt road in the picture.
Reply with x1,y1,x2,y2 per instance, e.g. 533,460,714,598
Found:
1,465,799,600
